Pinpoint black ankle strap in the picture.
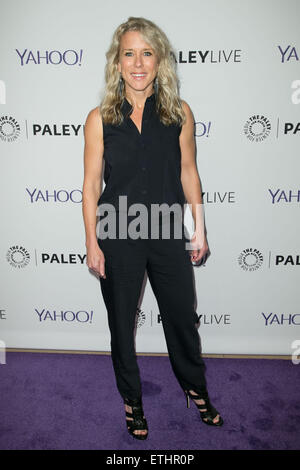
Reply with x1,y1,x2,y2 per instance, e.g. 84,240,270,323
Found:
124,397,143,406
186,389,209,400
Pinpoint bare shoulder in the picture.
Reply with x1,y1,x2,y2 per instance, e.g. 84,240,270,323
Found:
84,106,103,139
86,105,102,120
180,99,194,122
179,99,195,141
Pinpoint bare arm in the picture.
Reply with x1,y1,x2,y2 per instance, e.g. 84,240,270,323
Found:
179,100,204,230
82,106,103,247
82,106,106,277
179,100,208,261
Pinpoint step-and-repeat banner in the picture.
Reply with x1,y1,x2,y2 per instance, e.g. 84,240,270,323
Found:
1,0,299,355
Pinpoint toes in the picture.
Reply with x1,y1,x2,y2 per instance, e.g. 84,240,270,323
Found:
133,430,147,436
202,413,220,424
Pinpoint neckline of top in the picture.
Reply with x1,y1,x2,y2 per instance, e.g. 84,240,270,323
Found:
124,92,155,109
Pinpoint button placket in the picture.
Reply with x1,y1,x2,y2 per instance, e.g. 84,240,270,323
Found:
139,103,150,199
140,139,148,196
124,94,154,202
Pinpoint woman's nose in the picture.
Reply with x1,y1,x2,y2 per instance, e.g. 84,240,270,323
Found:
134,53,142,67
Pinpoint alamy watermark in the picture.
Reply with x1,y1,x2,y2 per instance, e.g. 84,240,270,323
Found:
97,198,205,250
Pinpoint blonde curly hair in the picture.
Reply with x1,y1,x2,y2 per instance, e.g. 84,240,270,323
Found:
99,16,186,127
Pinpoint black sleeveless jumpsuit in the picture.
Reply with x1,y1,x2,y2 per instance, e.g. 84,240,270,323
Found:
97,92,207,400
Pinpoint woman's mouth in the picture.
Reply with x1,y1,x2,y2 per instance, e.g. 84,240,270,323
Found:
131,73,146,80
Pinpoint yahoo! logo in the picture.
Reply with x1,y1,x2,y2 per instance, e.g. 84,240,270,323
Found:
35,308,93,323
278,45,298,63
194,121,211,138
262,312,300,326
26,188,82,203
268,189,300,204
16,49,83,66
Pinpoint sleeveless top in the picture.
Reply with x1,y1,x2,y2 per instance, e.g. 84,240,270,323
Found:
97,92,186,214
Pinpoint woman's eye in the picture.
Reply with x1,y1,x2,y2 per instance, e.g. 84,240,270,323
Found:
124,51,152,57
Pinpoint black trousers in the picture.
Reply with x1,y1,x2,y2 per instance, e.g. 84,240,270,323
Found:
98,214,207,401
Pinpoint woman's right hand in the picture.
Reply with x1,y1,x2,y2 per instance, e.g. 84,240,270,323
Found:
86,242,106,279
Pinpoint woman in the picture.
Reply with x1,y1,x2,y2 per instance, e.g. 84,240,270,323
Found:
82,16,223,440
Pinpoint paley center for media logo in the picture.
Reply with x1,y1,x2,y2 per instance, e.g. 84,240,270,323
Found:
136,308,146,328
174,48,242,64
243,114,300,140
238,247,300,270
0,116,84,142
136,308,231,329
6,245,87,268
136,308,231,328
0,115,21,142
238,248,263,271
6,245,31,268
244,115,271,142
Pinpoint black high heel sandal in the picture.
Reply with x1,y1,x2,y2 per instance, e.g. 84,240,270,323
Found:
124,397,148,440
184,389,224,427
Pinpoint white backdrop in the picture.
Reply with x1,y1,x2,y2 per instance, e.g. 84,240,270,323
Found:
1,0,299,355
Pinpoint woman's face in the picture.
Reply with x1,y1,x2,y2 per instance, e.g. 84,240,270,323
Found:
117,30,159,96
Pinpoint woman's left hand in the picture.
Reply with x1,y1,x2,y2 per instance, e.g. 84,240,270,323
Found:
189,231,209,263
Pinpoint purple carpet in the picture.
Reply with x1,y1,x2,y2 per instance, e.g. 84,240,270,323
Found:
0,352,299,450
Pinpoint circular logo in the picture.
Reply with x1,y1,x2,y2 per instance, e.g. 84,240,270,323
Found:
238,248,263,271
136,308,146,328
6,245,30,268
243,115,271,142
0,116,21,142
